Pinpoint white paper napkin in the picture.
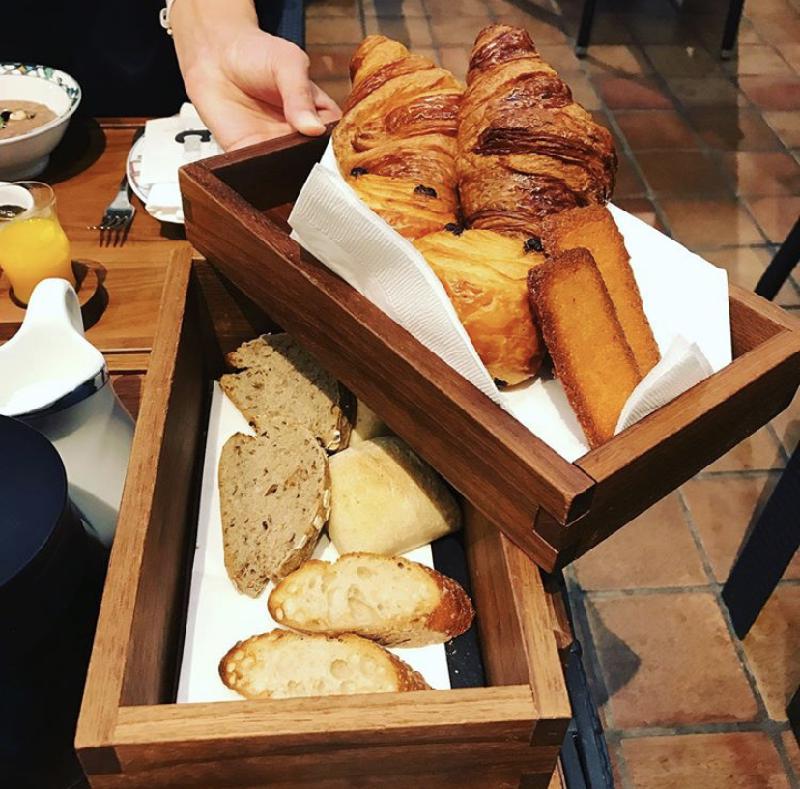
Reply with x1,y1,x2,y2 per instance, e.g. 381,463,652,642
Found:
289,141,731,461
139,103,221,219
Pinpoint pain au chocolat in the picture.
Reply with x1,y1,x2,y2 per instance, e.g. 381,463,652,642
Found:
332,35,463,240
458,24,617,236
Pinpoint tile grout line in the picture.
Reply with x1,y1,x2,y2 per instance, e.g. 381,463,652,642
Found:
609,718,795,739
676,488,800,783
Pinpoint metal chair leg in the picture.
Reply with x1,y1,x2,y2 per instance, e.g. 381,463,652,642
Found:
575,0,599,58
722,444,800,639
721,0,746,59
755,217,800,301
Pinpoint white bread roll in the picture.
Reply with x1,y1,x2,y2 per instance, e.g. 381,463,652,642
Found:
328,437,461,555
349,400,391,446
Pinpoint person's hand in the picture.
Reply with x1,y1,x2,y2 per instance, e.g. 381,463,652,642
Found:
172,2,341,150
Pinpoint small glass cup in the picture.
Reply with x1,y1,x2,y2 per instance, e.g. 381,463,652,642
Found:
0,181,75,305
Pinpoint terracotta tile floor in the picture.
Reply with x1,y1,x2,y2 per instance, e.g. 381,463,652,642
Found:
304,0,800,784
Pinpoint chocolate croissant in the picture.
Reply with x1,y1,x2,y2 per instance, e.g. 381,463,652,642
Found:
333,36,463,239
458,25,617,236
415,228,546,386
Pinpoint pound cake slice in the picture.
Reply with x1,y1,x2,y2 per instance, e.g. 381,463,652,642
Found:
528,248,642,448
269,553,474,647
541,205,660,377
218,419,330,596
219,630,430,699
221,333,352,451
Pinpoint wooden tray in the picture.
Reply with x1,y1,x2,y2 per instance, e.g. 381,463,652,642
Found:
75,258,572,788
179,131,800,572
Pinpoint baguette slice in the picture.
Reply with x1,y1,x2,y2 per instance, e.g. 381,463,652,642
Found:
219,630,430,699
221,333,352,451
269,553,474,647
218,419,330,597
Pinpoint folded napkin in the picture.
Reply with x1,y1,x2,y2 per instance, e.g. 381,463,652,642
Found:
289,142,731,461
139,103,221,221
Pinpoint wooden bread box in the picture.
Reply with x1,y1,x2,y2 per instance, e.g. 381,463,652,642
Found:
178,130,800,573
75,256,573,788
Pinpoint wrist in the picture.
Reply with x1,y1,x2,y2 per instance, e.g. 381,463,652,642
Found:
171,0,259,74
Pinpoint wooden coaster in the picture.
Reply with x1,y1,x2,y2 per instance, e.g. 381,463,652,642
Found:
0,259,108,340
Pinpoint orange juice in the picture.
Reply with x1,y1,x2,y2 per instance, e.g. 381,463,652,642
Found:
0,216,74,303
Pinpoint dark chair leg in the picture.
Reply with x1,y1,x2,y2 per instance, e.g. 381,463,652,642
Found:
722,444,800,639
721,0,746,58
575,0,599,58
788,686,800,745
756,217,800,301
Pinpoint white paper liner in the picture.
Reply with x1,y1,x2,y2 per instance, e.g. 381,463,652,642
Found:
176,383,451,703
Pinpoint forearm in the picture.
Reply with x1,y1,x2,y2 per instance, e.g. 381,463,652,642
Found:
170,0,258,81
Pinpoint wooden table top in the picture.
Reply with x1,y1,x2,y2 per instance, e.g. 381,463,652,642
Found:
0,116,195,418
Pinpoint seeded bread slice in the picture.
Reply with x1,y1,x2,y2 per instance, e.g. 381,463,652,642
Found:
269,553,474,647
219,630,430,699
221,334,352,451
218,419,331,597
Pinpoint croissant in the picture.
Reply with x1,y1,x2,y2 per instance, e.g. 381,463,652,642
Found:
332,36,463,239
458,25,617,236
415,228,546,386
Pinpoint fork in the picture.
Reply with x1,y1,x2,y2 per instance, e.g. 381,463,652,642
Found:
93,174,135,246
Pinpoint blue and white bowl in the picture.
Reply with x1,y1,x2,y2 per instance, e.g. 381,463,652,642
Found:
0,64,82,180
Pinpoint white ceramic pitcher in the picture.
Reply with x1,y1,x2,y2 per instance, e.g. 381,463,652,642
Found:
0,278,134,546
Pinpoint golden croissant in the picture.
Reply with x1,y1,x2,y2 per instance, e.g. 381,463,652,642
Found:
458,24,617,236
415,228,546,386
332,35,463,240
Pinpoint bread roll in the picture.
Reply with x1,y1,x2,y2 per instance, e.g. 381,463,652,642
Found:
350,400,391,446
328,437,461,555
269,553,474,646
219,630,430,699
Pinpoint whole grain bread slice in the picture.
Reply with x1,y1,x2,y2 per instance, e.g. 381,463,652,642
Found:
269,552,474,647
219,630,430,699
218,418,331,597
221,334,352,451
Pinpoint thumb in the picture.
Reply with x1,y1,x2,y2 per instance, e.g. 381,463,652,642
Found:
272,43,327,136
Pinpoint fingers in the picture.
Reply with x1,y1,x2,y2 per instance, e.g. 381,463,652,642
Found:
312,83,342,121
273,43,327,136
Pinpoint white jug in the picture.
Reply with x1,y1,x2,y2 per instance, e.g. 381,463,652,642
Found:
0,278,134,546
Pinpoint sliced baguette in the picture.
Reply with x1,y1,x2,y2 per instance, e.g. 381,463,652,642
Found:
219,630,430,699
221,333,352,451
269,553,474,647
218,418,330,597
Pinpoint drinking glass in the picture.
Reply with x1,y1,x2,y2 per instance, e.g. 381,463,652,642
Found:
0,181,74,305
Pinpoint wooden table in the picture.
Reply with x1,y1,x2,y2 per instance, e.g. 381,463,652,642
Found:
0,116,195,418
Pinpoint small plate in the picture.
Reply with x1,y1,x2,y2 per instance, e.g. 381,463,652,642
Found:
127,135,184,226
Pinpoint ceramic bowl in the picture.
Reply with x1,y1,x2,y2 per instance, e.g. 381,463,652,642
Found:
0,64,82,180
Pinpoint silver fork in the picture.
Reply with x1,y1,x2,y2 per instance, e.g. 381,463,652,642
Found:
93,174,135,246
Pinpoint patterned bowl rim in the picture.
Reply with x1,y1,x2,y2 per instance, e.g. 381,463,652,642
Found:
0,63,82,146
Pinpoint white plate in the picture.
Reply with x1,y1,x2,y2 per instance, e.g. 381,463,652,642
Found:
126,135,184,226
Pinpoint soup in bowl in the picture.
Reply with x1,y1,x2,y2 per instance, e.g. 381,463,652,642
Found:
0,64,81,180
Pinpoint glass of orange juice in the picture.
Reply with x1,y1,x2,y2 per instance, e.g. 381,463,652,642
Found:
0,181,74,305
